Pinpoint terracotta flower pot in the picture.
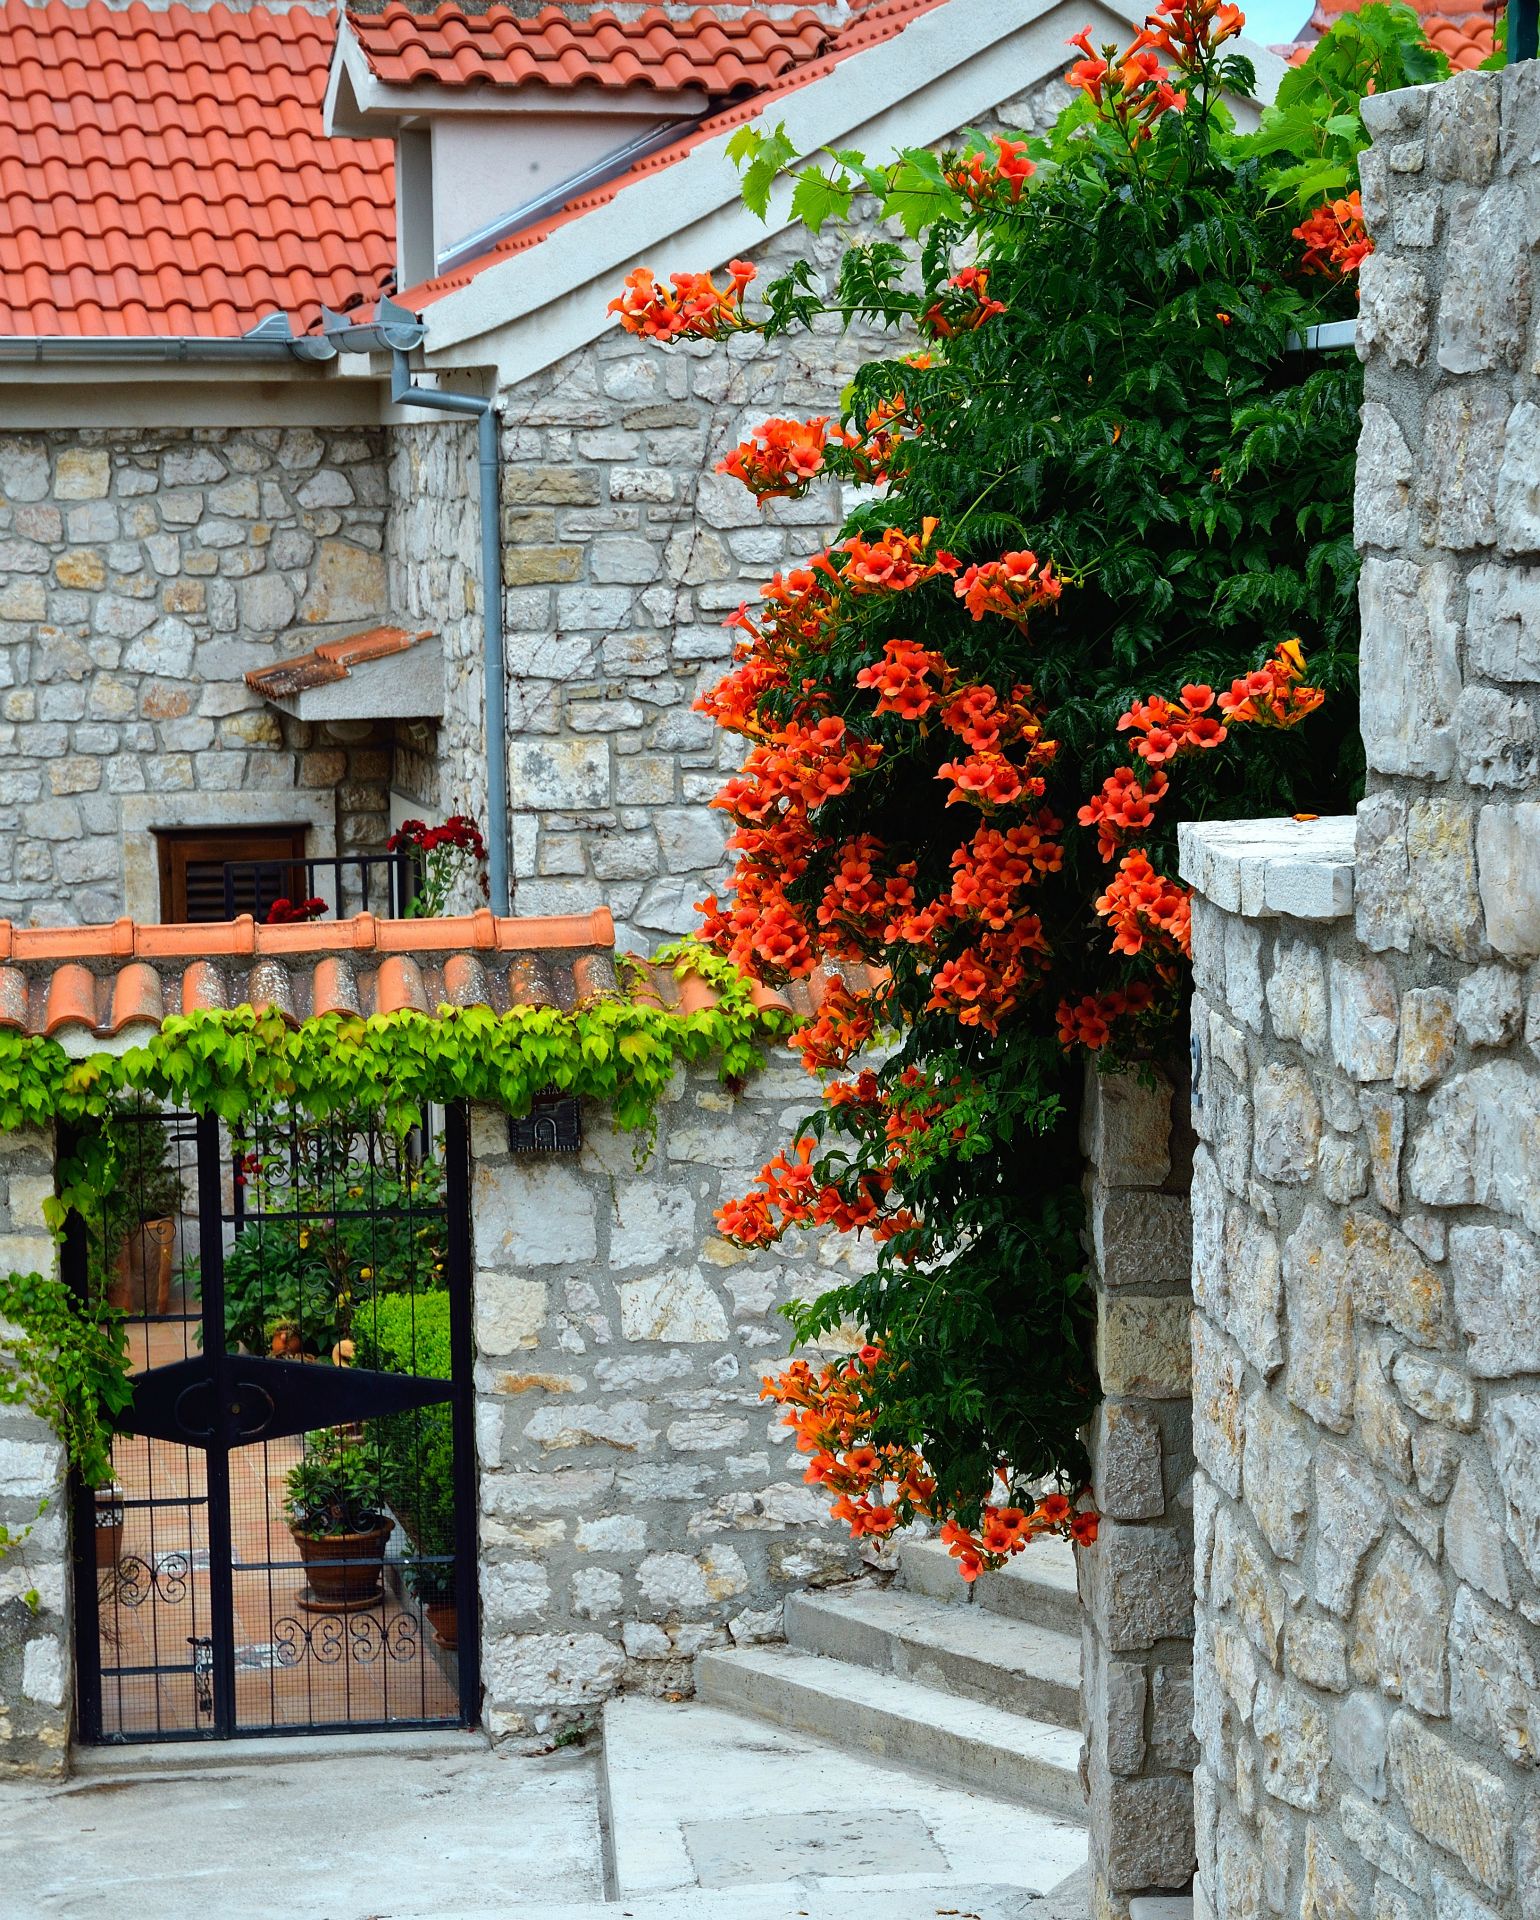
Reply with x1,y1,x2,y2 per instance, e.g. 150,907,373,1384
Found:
94,1486,125,1571
291,1521,391,1612
424,1600,458,1650
108,1218,175,1316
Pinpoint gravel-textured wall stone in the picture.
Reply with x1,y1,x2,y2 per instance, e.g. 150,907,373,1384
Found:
0,427,394,924
386,420,484,835
1080,1065,1198,1920
1181,67,1540,1920
469,1069,861,1738
0,1127,69,1777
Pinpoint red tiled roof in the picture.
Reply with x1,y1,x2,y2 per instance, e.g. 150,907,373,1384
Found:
245,626,435,700
0,1,395,337
346,3,837,96
398,0,947,310
1421,11,1495,66
1299,0,1495,68
0,908,833,1039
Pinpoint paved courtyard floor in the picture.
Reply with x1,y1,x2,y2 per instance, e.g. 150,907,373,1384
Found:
0,1724,1089,1920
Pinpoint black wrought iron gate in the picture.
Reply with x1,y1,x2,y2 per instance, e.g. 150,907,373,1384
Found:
70,1103,478,1743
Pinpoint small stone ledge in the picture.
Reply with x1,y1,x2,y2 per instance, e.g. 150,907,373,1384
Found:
1177,816,1355,922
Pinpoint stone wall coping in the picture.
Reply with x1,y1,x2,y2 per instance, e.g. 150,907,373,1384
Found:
1177,815,1355,921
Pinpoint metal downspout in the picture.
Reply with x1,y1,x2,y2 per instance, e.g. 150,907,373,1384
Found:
389,352,509,916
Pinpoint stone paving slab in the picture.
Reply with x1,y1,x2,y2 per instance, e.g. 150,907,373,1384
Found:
603,1694,1087,1902
412,1878,1090,1920
0,1741,602,1920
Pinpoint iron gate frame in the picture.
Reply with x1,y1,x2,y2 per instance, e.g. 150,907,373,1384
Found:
69,1102,480,1745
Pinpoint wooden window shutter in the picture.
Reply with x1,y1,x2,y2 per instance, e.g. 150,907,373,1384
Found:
156,826,309,924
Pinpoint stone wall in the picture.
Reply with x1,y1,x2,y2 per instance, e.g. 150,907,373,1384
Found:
1181,67,1540,1920
0,427,392,924
468,1064,859,1738
386,420,484,831
490,73,1070,954
0,1126,69,1777
1079,1067,1198,1918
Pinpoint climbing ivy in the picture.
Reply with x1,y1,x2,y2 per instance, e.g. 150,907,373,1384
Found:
0,941,783,1143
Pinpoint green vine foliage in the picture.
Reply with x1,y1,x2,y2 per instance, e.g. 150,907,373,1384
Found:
0,1268,132,1491
0,941,783,1527
0,941,780,1142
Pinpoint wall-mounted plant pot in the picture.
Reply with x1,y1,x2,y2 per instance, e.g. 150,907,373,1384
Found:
109,1219,176,1317
291,1521,391,1613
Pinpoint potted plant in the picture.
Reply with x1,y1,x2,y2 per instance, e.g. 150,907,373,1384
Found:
283,1428,391,1613
354,1292,459,1646
95,1093,183,1317
94,1484,126,1570
219,1125,447,1357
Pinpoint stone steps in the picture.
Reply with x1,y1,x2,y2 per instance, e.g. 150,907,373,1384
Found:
694,1642,1085,1814
898,1532,1084,1635
601,1691,1087,1905
784,1581,1082,1727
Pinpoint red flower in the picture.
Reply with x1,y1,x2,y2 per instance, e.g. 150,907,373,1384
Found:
265,895,327,925
609,260,758,341
1294,192,1372,281
922,266,1007,340
719,415,852,503
948,136,1037,206
955,550,1062,627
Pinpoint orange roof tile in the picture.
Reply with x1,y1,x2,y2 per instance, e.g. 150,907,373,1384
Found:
346,3,838,96
397,0,946,310
245,625,435,699
0,907,865,1042
0,909,617,1038
0,1,395,337
1299,0,1495,67
1421,11,1496,66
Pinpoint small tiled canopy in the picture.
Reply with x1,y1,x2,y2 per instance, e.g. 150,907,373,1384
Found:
0,910,837,1050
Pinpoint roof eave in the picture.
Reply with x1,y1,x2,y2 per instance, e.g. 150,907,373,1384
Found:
327,18,711,133
417,0,1284,384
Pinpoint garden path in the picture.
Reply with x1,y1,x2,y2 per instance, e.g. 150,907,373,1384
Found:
0,1722,1090,1918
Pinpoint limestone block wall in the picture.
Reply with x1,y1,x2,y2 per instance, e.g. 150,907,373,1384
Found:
385,420,483,832
1079,1067,1198,1918
489,74,1070,954
0,1126,69,1777
468,1064,860,1738
0,427,393,924
1179,65,1540,1920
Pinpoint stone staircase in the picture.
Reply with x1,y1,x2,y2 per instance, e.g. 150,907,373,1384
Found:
694,1533,1086,1812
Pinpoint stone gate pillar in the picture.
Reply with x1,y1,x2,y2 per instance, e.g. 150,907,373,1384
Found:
1181,65,1540,1920
1080,1066,1198,1917
0,1125,69,1777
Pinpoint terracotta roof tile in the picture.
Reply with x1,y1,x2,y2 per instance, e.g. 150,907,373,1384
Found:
0,909,620,1040
1299,0,1494,68
1421,12,1495,66
347,3,837,96
0,905,876,1056
245,625,434,699
0,1,394,337
396,0,946,309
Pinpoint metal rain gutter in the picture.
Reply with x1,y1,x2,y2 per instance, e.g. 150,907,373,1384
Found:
1285,319,1357,353
318,298,510,916
0,313,337,364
